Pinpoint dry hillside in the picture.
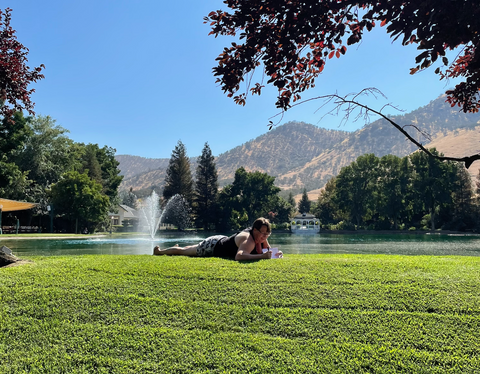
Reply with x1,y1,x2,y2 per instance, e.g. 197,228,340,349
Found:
116,95,480,196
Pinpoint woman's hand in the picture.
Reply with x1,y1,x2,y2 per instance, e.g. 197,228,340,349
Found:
263,250,272,259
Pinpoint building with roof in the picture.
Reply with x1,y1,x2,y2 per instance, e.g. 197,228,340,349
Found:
109,204,138,226
290,213,320,234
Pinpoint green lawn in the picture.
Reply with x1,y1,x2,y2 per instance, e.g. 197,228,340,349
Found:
1,254,480,373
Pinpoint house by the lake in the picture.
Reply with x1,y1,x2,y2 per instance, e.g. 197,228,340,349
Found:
290,213,320,234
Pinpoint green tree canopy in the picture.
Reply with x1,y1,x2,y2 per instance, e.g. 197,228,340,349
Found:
313,177,339,227
48,171,110,232
77,144,123,202
119,187,138,209
376,154,411,229
0,112,32,199
217,167,281,230
334,153,379,227
163,140,194,205
10,115,79,211
206,0,480,113
194,142,219,230
298,188,311,214
410,149,458,230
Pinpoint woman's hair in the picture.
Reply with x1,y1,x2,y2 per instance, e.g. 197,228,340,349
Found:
252,217,271,233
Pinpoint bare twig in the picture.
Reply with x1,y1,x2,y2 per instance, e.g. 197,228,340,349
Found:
268,88,480,168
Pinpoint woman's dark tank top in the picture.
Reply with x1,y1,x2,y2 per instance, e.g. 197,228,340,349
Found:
213,228,265,259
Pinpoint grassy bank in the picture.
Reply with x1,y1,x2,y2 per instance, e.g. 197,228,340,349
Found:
1,254,480,373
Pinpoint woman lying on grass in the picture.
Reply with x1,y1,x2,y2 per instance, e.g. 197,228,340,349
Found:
153,217,281,261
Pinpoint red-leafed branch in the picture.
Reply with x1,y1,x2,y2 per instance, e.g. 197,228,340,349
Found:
206,0,480,114
0,8,44,118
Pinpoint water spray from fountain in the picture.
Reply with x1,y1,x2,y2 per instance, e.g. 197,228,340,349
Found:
162,194,191,231
140,192,191,238
140,191,162,239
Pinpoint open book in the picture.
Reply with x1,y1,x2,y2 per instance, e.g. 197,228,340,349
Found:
262,247,283,259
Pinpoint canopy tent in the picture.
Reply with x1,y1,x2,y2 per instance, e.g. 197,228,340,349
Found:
0,198,37,212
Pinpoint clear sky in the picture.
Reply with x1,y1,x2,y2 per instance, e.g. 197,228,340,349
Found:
5,0,464,159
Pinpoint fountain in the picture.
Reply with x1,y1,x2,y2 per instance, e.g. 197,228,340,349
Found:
139,192,191,239
139,191,163,239
161,194,191,231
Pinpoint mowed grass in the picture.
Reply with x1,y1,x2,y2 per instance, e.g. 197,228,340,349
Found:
1,254,480,373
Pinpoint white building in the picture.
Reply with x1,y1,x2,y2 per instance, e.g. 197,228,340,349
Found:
291,213,320,234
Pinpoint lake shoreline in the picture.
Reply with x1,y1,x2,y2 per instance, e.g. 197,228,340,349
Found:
317,229,480,236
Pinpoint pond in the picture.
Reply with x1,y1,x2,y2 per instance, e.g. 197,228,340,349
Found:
3,232,480,257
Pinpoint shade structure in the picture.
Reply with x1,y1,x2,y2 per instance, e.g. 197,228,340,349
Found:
0,198,37,212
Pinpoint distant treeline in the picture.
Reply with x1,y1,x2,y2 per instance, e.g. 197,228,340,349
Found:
311,149,480,232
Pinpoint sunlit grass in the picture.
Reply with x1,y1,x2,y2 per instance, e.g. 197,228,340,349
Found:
1,254,480,373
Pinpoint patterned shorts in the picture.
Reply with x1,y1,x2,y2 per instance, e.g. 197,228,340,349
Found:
196,235,227,257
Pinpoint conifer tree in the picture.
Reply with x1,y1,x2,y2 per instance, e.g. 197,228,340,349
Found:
450,164,475,229
298,188,311,214
163,140,194,206
194,142,219,230
80,144,103,185
287,191,296,216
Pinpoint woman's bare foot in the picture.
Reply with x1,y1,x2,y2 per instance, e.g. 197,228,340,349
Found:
153,246,161,255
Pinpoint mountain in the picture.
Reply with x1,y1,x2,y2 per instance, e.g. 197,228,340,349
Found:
215,123,349,185
116,95,480,195
118,155,197,192
276,95,480,191
115,155,170,180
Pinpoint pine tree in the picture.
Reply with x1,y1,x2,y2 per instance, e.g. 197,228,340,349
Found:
194,142,219,230
163,140,194,206
298,188,311,214
287,191,296,216
119,187,138,209
450,164,475,230
80,144,103,185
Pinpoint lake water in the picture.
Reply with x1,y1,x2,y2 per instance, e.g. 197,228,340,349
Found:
3,232,480,257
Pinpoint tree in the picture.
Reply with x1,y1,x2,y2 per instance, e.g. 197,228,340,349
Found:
287,191,296,214
162,194,192,231
313,177,340,227
12,116,79,189
0,8,44,118
448,164,476,230
410,149,457,230
0,154,29,199
163,140,194,206
194,142,219,230
217,167,281,230
10,115,80,214
206,0,480,113
376,154,411,229
334,154,379,227
0,111,31,154
77,144,123,202
80,144,103,185
0,112,32,199
206,1,480,168
268,196,294,225
48,171,110,233
298,188,311,214
119,187,138,209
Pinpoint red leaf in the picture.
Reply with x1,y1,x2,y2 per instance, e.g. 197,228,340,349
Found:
328,51,335,59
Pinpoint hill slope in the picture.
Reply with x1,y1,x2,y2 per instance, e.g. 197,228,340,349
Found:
116,95,480,194
276,95,480,191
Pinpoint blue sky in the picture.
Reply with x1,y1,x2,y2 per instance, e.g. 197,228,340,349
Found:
5,0,463,159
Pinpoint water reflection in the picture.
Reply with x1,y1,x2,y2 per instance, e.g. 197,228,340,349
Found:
2,233,480,257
